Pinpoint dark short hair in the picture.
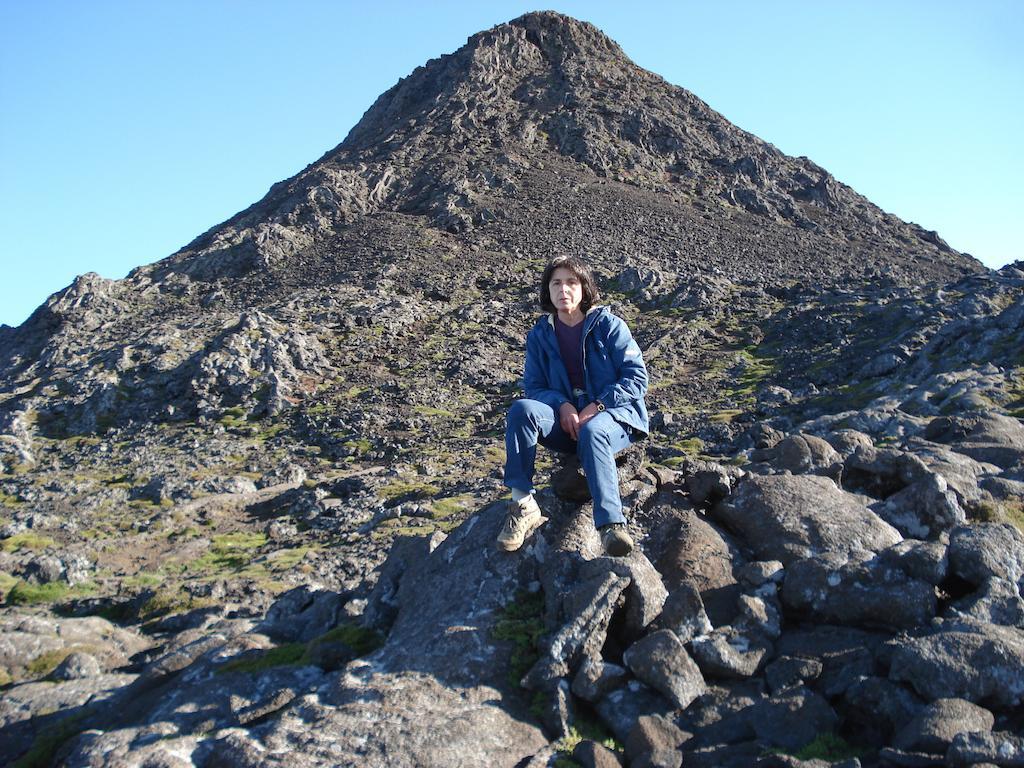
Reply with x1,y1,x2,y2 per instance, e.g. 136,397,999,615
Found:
539,255,601,314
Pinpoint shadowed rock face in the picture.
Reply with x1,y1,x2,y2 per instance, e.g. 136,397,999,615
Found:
0,10,1022,768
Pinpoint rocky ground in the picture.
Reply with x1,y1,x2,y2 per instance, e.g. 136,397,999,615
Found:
2,259,1021,767
1,10,1022,768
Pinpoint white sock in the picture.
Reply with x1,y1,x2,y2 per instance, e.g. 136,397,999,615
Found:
511,488,531,502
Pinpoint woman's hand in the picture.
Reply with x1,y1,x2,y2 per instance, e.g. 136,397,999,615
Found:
559,402,581,440
577,402,601,431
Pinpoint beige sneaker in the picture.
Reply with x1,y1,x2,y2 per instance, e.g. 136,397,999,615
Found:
496,495,543,552
600,523,634,557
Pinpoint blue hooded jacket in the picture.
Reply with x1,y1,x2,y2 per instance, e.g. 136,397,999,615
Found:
522,306,650,435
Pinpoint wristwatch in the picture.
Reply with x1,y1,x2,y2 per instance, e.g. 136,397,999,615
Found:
595,400,606,412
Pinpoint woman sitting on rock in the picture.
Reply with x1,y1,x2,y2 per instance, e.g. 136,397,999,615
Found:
499,255,650,556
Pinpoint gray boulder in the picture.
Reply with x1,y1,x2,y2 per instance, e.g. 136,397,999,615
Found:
775,625,886,697
736,593,783,640
926,413,1024,449
243,498,551,764
525,571,630,688
905,438,1000,504
594,681,676,744
892,697,995,754
839,676,922,747
844,445,931,497
946,577,1024,627
781,551,936,629
770,433,843,480
572,657,628,702
62,724,200,768
623,629,707,709
947,523,1024,588
363,532,446,633
0,614,150,686
218,665,547,767
736,560,784,589
926,412,1024,471
656,582,713,643
947,731,1024,767
625,714,690,768
888,620,1024,707
879,539,949,586
714,474,902,566
826,428,874,458
871,471,965,540
51,651,102,680
573,739,624,768
678,458,743,507
690,626,772,679
653,506,742,627
580,552,668,639
764,656,823,694
748,686,838,751
258,585,346,643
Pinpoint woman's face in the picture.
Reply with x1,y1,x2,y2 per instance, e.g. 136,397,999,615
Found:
549,266,583,317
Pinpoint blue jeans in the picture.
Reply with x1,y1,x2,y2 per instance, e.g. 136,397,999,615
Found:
504,398,633,528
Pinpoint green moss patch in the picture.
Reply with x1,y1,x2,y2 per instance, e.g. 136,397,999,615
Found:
492,590,545,688
428,494,476,519
971,499,1024,534
219,642,306,675
781,732,862,762
188,532,269,574
137,588,216,622
7,581,71,606
377,479,441,503
13,707,93,768
218,622,383,675
1,532,56,553
315,624,384,656
121,572,164,589
266,545,317,571
553,713,620,758
0,571,19,600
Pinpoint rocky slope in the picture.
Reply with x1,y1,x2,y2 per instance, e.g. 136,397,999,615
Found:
1,11,1022,768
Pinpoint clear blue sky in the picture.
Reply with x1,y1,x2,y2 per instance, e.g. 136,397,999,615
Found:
2,1,1021,328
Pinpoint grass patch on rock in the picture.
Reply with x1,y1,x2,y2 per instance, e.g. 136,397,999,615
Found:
219,642,307,675
553,713,621,760
188,532,269,574
315,623,384,656
369,516,461,542
492,590,545,688
266,545,317,571
377,479,441,503
775,732,862,762
7,581,71,606
137,587,216,622
971,499,1024,535
0,571,19,600
12,707,93,768
121,572,164,589
218,622,383,675
1,532,56,552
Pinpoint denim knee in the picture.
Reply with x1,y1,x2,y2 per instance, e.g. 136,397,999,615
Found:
578,420,612,453
507,399,533,425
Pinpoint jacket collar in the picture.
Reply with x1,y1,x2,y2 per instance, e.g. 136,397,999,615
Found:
545,305,604,330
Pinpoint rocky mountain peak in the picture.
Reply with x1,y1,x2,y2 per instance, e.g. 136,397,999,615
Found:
339,11,631,154
134,10,971,290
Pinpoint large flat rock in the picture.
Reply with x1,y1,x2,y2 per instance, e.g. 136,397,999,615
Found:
713,474,902,565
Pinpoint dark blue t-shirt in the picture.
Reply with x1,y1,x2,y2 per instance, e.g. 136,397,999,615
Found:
554,316,585,391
